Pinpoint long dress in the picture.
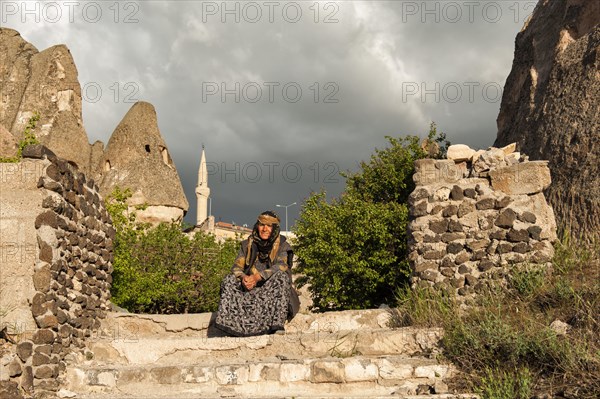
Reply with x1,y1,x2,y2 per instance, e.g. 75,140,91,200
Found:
214,235,298,336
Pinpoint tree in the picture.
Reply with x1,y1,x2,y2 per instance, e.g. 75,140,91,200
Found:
293,123,448,311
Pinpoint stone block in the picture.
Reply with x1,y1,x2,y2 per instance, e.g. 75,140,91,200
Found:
343,358,378,382
428,220,449,234
16,342,33,362
33,267,52,292
447,220,463,232
495,209,517,228
279,363,310,382
32,329,55,345
458,201,475,218
507,229,530,242
478,260,494,272
183,366,213,383
20,366,33,392
35,211,58,229
489,161,551,195
415,262,438,273
447,243,463,254
34,364,58,379
32,353,50,367
528,226,543,240
150,366,182,384
35,314,58,329
413,159,462,185
311,360,345,383
450,185,464,200
441,232,465,243
497,242,513,254
412,200,428,217
423,250,446,260
378,358,413,380
442,205,458,217
0,381,23,399
248,363,280,382
447,144,475,161
414,364,450,379
476,198,496,210
7,359,22,378
518,211,537,223
22,145,57,160
215,365,249,385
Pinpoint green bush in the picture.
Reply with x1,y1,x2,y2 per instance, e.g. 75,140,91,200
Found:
293,123,448,311
106,187,237,313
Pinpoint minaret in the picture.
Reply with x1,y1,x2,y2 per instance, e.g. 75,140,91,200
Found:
196,145,211,226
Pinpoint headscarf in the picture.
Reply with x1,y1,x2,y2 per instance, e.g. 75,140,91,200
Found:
246,210,281,266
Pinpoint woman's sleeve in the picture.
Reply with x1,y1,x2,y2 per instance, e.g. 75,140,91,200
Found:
230,244,247,279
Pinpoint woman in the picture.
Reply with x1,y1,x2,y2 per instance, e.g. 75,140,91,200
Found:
215,211,299,336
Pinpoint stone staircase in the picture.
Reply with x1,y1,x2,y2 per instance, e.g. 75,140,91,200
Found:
60,309,477,398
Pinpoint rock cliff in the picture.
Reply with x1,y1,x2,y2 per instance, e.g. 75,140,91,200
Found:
1,29,189,223
494,0,600,238
0,28,91,172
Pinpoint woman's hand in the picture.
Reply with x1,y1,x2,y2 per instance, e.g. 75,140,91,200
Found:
242,273,262,290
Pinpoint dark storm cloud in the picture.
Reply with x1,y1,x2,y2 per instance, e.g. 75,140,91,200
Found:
3,0,535,227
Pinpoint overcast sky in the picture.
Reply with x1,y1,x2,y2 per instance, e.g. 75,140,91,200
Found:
2,0,536,228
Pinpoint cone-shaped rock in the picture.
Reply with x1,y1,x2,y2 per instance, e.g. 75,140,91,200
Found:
0,28,91,173
494,0,600,238
99,101,189,223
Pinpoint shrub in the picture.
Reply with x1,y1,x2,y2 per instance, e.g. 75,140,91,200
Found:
0,112,40,163
106,187,237,313
476,367,532,399
293,123,448,311
393,232,600,398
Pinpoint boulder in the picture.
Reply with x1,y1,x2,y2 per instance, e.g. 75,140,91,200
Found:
447,144,475,162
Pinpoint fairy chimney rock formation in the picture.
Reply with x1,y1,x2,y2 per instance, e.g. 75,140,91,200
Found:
98,101,189,223
0,28,91,173
494,0,600,238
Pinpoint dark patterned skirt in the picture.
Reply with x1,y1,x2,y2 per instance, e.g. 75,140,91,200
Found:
214,271,290,337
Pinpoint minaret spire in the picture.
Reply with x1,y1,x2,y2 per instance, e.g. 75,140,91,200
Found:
196,145,210,226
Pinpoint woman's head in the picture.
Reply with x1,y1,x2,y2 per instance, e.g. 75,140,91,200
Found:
254,211,280,241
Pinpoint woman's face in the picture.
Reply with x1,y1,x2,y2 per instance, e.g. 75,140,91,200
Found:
258,223,273,240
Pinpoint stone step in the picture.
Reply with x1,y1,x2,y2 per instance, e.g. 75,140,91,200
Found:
85,327,443,366
65,393,478,399
64,355,466,398
81,327,442,365
98,308,398,339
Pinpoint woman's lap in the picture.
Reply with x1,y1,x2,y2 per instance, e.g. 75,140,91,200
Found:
215,271,290,337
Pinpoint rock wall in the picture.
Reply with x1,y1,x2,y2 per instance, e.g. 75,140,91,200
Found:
494,0,600,239
0,146,113,396
408,145,557,300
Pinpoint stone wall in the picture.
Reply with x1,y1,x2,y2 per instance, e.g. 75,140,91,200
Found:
408,144,558,300
0,145,113,396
